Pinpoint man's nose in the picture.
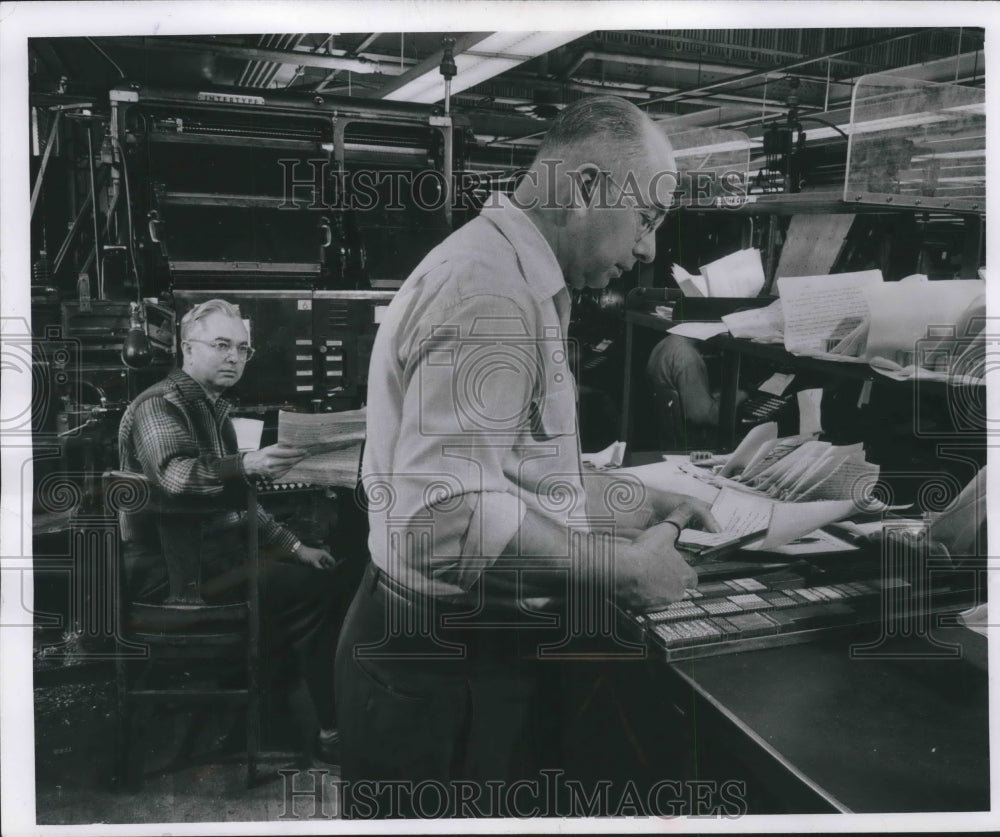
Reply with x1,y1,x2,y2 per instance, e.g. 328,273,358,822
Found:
633,229,656,264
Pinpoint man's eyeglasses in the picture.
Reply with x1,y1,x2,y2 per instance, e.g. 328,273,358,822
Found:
604,172,670,243
186,338,255,361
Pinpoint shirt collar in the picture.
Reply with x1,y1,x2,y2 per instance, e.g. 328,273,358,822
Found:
480,192,567,303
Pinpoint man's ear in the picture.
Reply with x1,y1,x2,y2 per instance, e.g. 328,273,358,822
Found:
569,163,603,212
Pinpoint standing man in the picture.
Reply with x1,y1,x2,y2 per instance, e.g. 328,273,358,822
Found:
118,298,341,763
336,96,718,814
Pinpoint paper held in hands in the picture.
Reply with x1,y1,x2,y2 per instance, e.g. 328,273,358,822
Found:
274,408,367,486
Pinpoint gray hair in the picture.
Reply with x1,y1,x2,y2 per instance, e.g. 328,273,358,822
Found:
533,95,654,171
180,299,244,341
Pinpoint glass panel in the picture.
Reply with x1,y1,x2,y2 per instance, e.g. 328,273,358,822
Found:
845,73,984,213
660,127,752,209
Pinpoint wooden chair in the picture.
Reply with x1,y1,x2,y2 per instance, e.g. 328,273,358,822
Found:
104,470,261,790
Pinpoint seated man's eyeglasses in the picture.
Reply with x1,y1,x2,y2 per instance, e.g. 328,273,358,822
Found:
604,172,671,243
185,338,256,361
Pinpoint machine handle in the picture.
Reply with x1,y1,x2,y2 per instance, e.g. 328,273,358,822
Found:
147,210,162,244
319,217,332,249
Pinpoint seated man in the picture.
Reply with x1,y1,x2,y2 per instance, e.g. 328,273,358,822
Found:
645,334,746,451
117,298,340,763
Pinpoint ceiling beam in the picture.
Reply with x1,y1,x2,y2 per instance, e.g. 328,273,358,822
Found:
371,33,499,99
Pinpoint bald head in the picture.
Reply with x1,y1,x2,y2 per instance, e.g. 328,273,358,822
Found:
512,95,678,290
531,95,676,202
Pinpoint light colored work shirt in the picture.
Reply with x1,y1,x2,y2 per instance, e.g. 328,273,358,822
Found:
363,193,587,597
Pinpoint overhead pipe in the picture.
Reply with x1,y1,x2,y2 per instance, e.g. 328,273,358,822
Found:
112,36,409,75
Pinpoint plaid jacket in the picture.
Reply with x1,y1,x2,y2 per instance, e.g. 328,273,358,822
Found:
117,368,297,554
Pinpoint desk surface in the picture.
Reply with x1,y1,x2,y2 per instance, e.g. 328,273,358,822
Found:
663,625,989,813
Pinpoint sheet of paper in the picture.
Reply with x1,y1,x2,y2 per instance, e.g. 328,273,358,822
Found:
721,299,784,342
794,457,879,504
757,440,829,497
277,408,367,453
744,527,859,555
618,461,720,505
740,434,815,483
277,448,363,487
231,417,264,452
666,321,730,341
739,437,780,479
758,372,795,396
797,388,824,435
674,264,707,297
758,498,857,549
709,486,773,536
863,279,985,363
677,529,744,550
782,443,862,499
700,248,765,298
719,421,778,478
777,269,883,356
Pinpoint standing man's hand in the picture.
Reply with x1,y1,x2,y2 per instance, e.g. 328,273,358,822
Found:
646,489,721,533
293,542,339,571
616,520,699,609
242,444,308,480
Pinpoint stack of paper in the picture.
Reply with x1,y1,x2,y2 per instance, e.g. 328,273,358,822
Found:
275,408,367,487
673,249,765,298
619,457,873,552
678,485,856,554
718,421,881,505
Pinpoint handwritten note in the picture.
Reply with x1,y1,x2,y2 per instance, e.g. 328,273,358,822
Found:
777,270,883,355
709,486,773,536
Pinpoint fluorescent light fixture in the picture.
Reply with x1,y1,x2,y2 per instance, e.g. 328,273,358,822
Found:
383,31,585,104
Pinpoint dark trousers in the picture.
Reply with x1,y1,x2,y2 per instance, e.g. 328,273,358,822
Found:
127,527,341,729
335,563,558,817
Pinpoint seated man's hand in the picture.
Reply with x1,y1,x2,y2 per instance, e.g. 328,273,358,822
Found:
243,444,308,480
293,543,339,571
616,520,698,610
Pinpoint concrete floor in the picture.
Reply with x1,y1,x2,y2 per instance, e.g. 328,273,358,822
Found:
34,677,341,824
